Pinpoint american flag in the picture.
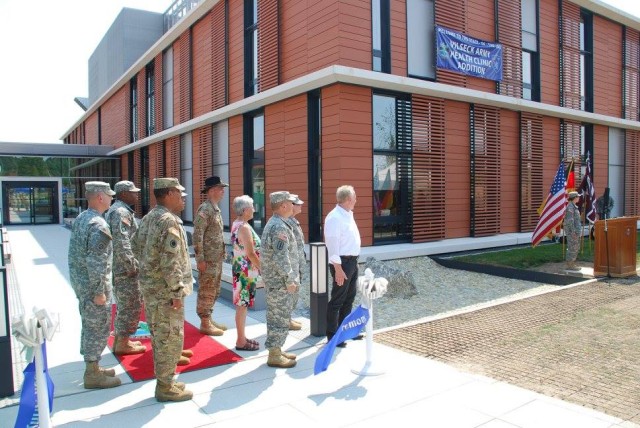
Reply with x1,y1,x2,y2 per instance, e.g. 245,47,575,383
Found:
579,152,597,223
532,163,567,247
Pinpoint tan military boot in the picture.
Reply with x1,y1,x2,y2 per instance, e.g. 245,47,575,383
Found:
99,366,116,377
267,348,297,368
280,350,297,360
177,355,191,366
181,349,194,358
199,318,224,336
211,320,228,331
84,362,122,389
113,335,146,355
288,320,302,331
155,381,193,402
174,381,186,391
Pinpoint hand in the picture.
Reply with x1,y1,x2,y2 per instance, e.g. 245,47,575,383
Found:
286,283,297,294
334,265,347,286
171,298,183,310
197,260,207,273
93,293,107,305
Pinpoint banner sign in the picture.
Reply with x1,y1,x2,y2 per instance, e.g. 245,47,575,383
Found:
436,26,503,81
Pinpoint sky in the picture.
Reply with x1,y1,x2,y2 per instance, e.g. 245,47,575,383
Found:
0,0,639,144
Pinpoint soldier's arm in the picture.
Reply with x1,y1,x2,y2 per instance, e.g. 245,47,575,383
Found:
192,206,208,264
109,208,137,274
86,223,112,299
159,219,188,299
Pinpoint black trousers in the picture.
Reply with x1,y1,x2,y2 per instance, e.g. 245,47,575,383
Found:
326,256,359,339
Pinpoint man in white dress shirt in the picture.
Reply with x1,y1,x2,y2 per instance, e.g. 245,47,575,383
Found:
323,185,362,347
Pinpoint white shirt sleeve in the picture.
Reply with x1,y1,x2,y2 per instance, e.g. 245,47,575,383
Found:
324,214,342,265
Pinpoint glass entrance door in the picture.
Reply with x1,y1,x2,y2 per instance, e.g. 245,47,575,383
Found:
2,182,58,225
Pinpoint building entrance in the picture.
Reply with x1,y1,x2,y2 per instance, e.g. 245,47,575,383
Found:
2,181,58,225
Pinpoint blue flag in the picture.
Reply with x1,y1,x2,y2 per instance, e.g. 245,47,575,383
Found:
15,342,55,428
314,305,370,375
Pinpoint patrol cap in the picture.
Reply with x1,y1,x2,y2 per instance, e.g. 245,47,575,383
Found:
114,180,141,193
154,177,185,191
85,181,116,196
568,191,579,200
269,191,296,205
290,194,304,205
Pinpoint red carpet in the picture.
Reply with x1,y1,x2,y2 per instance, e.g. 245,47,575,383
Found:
108,305,243,382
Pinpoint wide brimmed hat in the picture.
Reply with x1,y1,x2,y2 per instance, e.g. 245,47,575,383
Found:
201,176,229,194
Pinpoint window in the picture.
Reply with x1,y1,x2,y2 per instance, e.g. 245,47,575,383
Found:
580,10,593,112
521,0,539,101
373,93,412,243
163,47,174,129
244,0,258,97
372,0,391,73
212,121,230,227
146,63,156,136
243,111,265,233
180,133,193,222
407,0,435,79
608,128,625,218
130,78,138,143
140,147,150,215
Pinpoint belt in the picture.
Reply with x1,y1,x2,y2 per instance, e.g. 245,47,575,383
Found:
340,255,359,260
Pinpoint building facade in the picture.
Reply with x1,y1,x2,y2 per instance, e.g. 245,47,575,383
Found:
62,0,640,247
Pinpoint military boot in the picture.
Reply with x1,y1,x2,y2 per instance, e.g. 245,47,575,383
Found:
155,381,193,402
280,350,297,360
288,320,302,331
99,366,116,377
181,349,194,358
199,318,224,336
211,320,228,331
113,335,146,355
267,348,296,368
177,355,191,366
84,362,122,389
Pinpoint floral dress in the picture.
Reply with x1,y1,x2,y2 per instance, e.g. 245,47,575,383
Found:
231,219,261,307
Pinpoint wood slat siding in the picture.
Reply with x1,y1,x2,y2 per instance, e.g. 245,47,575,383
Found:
228,0,244,103
258,0,279,92
559,0,581,109
593,16,622,118
539,0,560,105
321,84,373,245
470,105,501,237
137,72,146,140
624,28,639,121
561,119,582,183
174,32,192,125
165,136,181,179
102,86,129,149
593,125,608,192
466,0,495,93
337,0,371,69
412,95,446,242
228,116,244,201
192,126,213,211
154,54,164,133
500,109,519,232
625,130,640,216
520,113,544,231
496,0,522,98
193,11,214,118
390,0,407,76
149,142,165,207
211,2,227,110
435,0,467,87
133,149,142,217
444,99,471,238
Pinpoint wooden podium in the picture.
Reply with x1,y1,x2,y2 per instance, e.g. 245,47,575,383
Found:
593,217,639,277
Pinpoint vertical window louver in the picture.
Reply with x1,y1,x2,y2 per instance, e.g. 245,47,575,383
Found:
496,0,523,98
519,113,544,231
435,0,467,87
559,1,581,109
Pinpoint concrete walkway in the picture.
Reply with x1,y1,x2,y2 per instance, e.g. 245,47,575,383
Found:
0,225,635,428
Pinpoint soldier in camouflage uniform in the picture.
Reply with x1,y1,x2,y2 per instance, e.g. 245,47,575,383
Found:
105,181,146,355
261,191,300,368
564,191,582,269
285,194,306,331
132,178,193,402
68,181,121,389
193,176,228,336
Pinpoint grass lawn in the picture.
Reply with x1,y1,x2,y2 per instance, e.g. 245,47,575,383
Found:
455,231,640,269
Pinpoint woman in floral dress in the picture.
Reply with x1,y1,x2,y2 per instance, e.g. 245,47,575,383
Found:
231,195,261,351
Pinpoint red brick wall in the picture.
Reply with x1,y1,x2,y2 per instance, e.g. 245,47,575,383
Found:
321,83,373,245
593,16,622,118
85,111,99,146
444,99,470,238
101,85,129,148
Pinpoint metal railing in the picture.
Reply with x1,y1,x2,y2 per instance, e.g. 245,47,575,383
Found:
164,0,202,32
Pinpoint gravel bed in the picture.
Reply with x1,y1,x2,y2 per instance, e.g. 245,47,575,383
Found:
294,256,555,330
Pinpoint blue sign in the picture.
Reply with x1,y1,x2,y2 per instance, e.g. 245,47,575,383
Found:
436,26,503,82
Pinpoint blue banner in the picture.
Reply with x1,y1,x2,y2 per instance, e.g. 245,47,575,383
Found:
15,342,54,428
436,26,503,81
314,305,369,375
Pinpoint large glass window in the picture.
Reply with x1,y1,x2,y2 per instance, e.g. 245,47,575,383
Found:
146,63,156,136
243,111,265,233
212,121,230,227
521,0,539,101
372,0,390,73
372,93,412,243
130,78,138,142
580,11,593,112
163,47,174,129
608,128,625,218
407,0,435,79
244,0,258,96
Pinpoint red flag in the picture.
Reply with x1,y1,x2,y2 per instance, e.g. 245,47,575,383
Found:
532,163,567,247
578,152,597,224
565,159,575,191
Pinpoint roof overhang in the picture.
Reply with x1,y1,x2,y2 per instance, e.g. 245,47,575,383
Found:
0,142,116,158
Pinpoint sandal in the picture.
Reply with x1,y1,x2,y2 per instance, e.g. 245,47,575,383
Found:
246,338,259,347
235,341,259,351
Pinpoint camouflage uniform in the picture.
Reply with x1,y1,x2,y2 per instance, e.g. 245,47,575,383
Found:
68,208,113,362
132,205,193,385
261,214,300,349
564,201,582,262
105,199,142,336
193,199,225,320
285,216,306,314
